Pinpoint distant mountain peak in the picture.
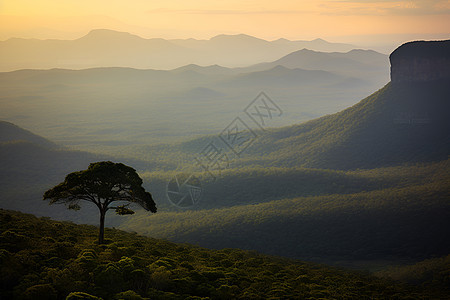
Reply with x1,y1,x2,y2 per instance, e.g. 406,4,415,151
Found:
79,29,144,41
268,65,291,72
210,33,267,42
273,38,290,42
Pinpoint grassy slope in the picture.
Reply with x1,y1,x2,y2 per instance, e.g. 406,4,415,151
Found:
0,209,444,299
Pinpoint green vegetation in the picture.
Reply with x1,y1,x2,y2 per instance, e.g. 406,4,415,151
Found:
122,159,450,264
0,209,445,299
376,255,450,294
140,159,450,211
44,162,157,244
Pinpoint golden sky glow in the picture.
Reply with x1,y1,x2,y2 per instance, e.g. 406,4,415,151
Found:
1,0,449,46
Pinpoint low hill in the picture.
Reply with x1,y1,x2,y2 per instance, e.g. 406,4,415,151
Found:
0,120,57,148
0,209,443,299
0,121,156,225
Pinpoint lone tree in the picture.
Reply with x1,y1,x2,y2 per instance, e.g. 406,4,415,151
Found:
43,161,156,244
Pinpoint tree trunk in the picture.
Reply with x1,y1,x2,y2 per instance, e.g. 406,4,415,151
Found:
99,210,106,244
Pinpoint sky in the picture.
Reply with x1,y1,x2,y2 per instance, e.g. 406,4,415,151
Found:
1,0,449,49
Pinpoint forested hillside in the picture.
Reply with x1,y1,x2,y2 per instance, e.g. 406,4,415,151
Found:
139,159,450,210
1,209,445,299
123,159,450,265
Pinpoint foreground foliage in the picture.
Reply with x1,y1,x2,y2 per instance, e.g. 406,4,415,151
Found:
0,209,442,299
375,254,450,295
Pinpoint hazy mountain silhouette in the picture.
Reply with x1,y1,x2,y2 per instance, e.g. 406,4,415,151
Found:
243,48,389,82
221,65,344,88
0,29,356,71
172,64,235,75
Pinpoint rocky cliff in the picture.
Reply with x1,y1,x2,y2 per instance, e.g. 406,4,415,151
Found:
389,40,450,82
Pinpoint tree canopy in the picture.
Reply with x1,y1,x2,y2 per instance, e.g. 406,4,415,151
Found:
43,161,156,243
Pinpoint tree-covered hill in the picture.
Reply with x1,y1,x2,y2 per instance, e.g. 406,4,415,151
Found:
0,209,445,299
122,159,450,265
139,159,449,211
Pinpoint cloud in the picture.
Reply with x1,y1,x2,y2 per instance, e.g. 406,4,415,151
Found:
146,1,449,17
146,8,311,15
321,0,450,15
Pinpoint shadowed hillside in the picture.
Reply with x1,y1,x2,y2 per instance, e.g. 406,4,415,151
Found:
0,209,443,299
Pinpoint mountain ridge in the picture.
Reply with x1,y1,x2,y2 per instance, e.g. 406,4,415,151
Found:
0,29,357,71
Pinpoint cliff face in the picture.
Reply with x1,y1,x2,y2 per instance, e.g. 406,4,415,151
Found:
389,40,450,82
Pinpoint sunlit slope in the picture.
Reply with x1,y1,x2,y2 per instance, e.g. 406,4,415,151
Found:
232,81,450,169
